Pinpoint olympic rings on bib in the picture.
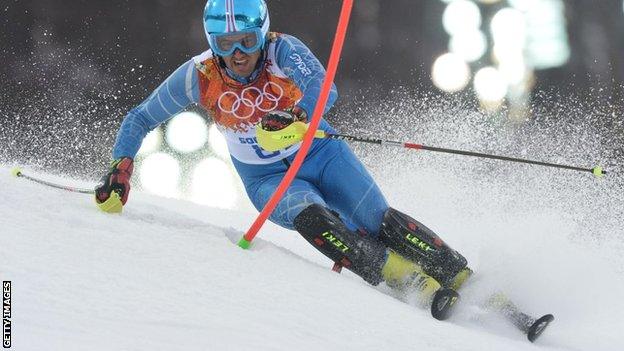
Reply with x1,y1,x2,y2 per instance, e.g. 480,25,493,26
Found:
217,82,285,120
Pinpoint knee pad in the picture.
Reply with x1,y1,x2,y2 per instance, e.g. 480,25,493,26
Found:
379,208,467,287
293,204,387,285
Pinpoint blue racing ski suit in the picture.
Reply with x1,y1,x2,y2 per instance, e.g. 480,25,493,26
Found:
112,33,389,235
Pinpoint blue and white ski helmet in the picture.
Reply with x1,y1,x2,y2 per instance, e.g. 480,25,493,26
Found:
203,0,271,50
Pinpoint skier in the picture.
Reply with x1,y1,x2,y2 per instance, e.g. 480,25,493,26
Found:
95,0,471,305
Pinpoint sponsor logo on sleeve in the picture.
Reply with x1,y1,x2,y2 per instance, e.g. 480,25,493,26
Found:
289,54,312,77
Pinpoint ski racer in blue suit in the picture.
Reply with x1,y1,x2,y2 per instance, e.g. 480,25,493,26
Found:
95,0,471,303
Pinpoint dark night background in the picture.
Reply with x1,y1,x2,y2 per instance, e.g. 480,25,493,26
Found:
1,0,623,176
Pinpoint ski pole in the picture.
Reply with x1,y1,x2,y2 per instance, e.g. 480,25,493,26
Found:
11,167,95,194
257,124,606,177
323,132,606,177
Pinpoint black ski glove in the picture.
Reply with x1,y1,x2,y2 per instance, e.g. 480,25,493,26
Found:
261,106,307,131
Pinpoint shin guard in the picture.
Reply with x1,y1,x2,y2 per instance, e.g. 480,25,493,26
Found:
293,204,387,285
379,208,467,287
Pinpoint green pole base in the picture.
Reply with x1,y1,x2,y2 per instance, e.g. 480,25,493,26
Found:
238,237,252,250
11,167,22,177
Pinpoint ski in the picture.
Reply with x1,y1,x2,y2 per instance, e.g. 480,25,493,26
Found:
430,289,554,343
486,293,555,343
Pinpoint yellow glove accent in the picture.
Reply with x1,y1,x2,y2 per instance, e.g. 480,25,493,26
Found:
95,191,123,214
256,121,326,152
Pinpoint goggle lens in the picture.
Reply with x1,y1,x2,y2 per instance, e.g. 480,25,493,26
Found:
211,29,263,56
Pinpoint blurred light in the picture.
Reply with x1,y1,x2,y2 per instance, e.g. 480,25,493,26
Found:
431,53,471,93
511,0,570,70
138,152,180,198
165,112,208,153
498,54,527,86
490,7,530,86
477,0,503,4
492,44,520,65
208,124,230,159
507,0,539,11
449,30,487,62
474,67,507,102
442,0,482,36
137,127,162,156
527,41,570,69
525,0,565,26
490,8,526,48
190,158,238,209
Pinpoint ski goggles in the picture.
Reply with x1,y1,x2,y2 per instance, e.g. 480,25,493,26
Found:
209,28,265,57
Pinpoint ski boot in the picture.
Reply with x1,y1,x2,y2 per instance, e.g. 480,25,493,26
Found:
380,251,459,320
449,267,473,291
381,251,441,305
293,204,449,296
294,205,463,320
294,204,388,285
378,208,470,289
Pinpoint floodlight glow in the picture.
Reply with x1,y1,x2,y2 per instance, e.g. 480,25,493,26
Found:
490,8,526,46
527,41,570,69
509,0,570,69
137,128,162,156
442,0,482,36
190,157,238,209
208,124,230,159
165,111,208,153
138,152,180,198
432,53,471,93
474,67,508,102
508,0,539,11
449,30,487,62
527,0,565,24
493,44,528,85
498,55,527,86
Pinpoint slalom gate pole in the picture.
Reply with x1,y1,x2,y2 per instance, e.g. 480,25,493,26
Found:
11,167,95,194
238,0,354,249
322,133,606,176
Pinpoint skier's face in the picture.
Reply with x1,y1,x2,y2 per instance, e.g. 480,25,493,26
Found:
221,48,261,78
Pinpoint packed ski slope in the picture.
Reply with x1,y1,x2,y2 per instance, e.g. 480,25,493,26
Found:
1,157,623,351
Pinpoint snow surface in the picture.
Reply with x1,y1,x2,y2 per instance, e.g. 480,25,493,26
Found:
2,162,623,351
